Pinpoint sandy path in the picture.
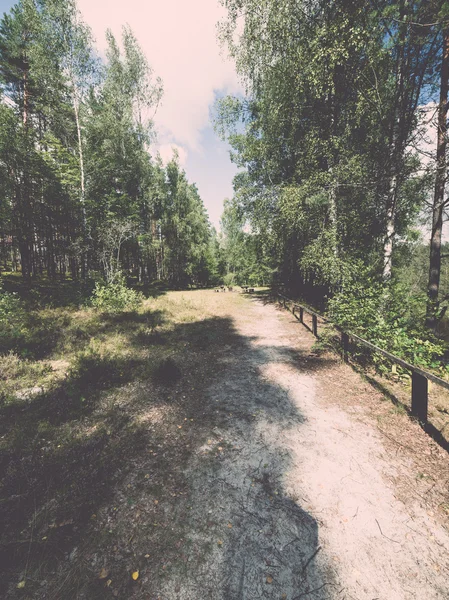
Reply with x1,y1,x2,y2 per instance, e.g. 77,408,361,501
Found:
162,294,449,600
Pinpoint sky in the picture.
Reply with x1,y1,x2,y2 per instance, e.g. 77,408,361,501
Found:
0,0,241,228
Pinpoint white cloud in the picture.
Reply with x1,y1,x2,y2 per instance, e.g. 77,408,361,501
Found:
77,0,241,151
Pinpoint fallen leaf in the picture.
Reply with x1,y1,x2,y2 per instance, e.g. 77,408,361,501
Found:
154,500,159,505
132,571,139,581
99,568,109,579
106,580,112,587
217,540,223,546
227,523,232,528
266,575,273,584
144,554,150,558
17,581,25,589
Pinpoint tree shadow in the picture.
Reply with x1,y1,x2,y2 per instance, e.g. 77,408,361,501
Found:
8,306,168,361
362,372,449,454
134,279,170,299
0,313,334,599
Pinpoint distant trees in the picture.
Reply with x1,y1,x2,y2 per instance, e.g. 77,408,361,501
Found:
219,197,272,286
0,0,218,287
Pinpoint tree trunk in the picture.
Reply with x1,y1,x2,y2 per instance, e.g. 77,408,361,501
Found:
383,174,398,279
21,60,32,282
426,28,449,331
73,89,88,279
382,0,406,279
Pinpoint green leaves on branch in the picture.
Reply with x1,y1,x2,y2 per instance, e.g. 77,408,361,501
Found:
328,271,448,375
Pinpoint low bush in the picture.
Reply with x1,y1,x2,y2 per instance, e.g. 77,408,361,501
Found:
91,276,143,313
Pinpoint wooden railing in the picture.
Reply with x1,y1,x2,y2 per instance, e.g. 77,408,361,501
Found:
275,292,449,424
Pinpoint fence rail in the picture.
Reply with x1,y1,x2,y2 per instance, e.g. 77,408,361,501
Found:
274,291,449,424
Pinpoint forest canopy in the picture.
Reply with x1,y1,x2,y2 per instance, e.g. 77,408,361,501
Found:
0,0,221,289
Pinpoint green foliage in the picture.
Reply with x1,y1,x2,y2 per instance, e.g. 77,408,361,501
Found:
219,197,273,286
91,276,143,313
300,230,349,290
223,272,236,286
328,271,448,374
0,289,28,353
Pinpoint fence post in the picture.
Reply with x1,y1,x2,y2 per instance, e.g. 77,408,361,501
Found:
411,371,428,423
299,307,304,323
312,314,318,337
341,332,349,363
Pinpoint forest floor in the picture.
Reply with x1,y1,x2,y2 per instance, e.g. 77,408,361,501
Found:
2,289,449,599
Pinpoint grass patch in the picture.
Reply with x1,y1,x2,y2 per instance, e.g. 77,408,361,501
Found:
0,289,241,598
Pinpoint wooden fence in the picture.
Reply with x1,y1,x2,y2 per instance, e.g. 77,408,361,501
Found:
275,292,449,424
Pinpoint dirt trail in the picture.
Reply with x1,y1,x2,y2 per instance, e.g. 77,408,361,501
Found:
161,294,449,600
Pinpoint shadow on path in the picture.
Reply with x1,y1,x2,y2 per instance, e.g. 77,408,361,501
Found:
1,301,336,599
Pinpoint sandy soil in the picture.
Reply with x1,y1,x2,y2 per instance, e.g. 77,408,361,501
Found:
159,293,449,600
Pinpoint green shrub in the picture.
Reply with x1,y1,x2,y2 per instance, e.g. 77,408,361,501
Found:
223,272,236,287
91,276,143,313
328,272,448,375
0,290,28,353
